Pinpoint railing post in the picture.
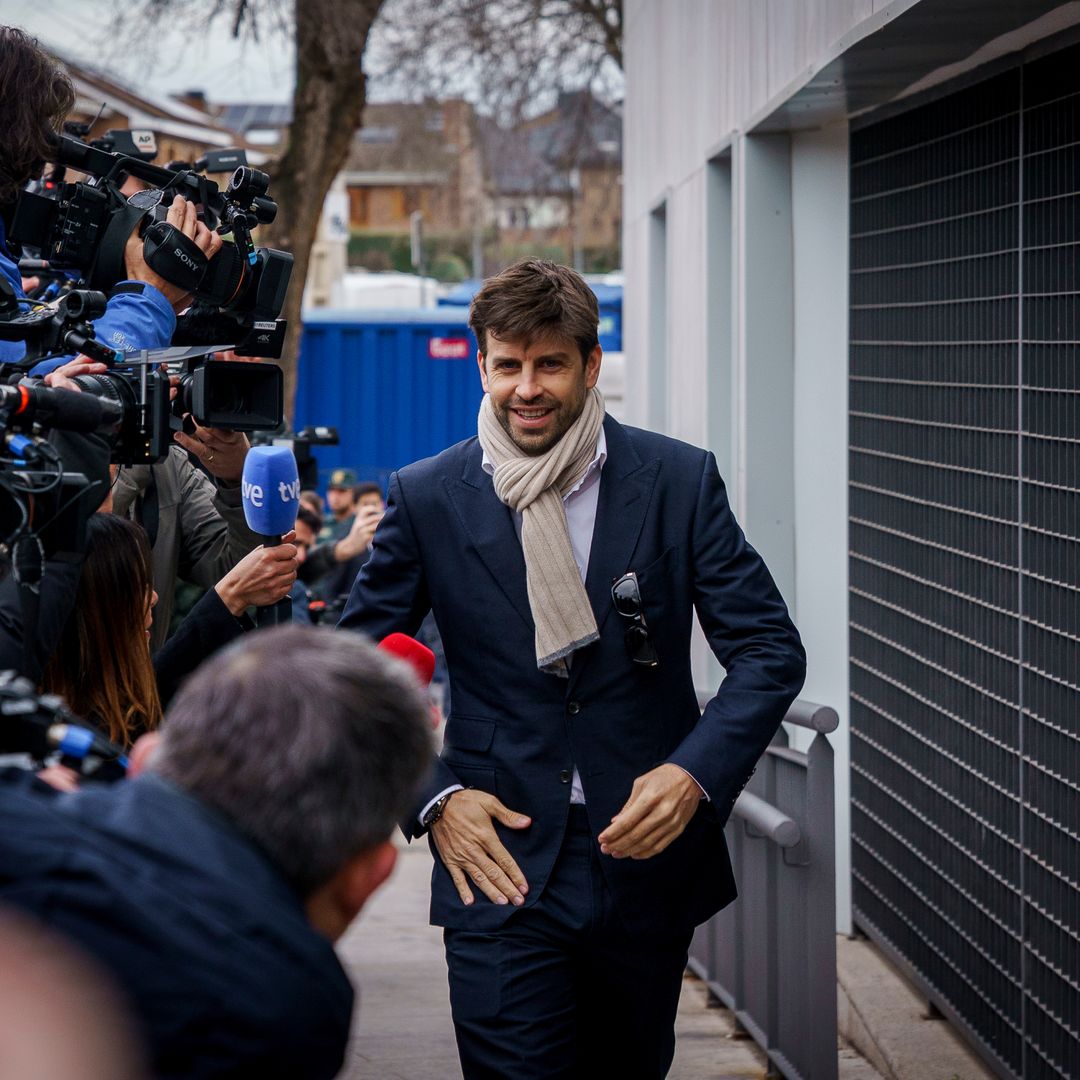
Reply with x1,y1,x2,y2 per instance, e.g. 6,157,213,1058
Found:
689,695,838,1080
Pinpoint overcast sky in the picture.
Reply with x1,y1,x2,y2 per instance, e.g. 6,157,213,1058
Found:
1,0,296,102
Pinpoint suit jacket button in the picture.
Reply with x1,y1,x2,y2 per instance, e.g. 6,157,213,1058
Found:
567,701,581,715
559,770,572,784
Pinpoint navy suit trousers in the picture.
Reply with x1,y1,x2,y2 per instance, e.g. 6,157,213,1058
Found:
444,807,693,1079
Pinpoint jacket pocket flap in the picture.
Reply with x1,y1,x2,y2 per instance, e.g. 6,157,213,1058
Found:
444,715,496,752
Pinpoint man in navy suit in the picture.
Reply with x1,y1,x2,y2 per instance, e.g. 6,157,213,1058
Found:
340,259,805,1078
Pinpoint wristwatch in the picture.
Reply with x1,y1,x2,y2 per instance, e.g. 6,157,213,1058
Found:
422,791,455,830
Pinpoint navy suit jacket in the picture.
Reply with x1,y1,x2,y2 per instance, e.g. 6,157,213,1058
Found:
340,415,805,935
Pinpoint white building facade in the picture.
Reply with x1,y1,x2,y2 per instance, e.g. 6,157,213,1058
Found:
624,4,1080,1076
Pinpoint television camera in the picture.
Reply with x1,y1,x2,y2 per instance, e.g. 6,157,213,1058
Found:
0,130,291,466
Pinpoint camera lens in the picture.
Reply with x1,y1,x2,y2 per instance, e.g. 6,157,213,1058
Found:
228,166,269,201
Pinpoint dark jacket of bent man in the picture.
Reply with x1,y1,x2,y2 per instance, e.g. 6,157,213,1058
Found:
0,769,353,1080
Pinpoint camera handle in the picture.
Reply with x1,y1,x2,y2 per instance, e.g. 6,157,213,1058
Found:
141,220,208,293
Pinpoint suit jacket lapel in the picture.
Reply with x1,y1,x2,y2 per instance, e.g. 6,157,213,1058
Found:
446,419,661,664
447,443,534,631
576,417,660,677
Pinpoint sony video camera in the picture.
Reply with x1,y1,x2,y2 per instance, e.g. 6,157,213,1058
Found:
8,132,292,358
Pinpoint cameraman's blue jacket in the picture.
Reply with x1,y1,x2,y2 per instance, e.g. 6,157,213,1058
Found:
0,215,175,372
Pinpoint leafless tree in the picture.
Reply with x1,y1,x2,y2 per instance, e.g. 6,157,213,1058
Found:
112,0,622,416
369,0,623,122
119,0,385,420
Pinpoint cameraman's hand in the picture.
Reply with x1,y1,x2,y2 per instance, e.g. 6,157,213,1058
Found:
174,419,249,482
215,533,299,615
42,357,108,392
125,196,222,313
335,504,384,562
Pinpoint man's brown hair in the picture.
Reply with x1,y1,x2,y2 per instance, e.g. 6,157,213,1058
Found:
0,27,74,204
469,258,599,364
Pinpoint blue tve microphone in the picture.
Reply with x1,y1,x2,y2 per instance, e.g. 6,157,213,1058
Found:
241,445,300,626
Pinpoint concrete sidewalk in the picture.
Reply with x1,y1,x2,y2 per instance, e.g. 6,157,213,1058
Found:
335,838,883,1079
837,936,994,1080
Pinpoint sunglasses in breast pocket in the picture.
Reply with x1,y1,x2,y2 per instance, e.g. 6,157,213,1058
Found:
611,570,659,668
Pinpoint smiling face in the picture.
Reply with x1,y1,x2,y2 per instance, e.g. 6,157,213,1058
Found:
478,331,601,456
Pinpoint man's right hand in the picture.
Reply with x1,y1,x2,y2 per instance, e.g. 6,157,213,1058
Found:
431,789,531,907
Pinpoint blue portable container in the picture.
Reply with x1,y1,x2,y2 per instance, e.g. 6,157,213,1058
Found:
436,279,483,307
589,282,622,353
436,279,622,351
295,308,482,492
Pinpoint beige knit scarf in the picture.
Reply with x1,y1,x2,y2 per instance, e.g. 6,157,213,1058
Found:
478,386,606,676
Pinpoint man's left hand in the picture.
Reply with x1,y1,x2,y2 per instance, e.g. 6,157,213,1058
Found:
598,764,703,860
174,420,249,481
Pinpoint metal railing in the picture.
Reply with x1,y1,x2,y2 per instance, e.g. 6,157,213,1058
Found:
688,697,839,1080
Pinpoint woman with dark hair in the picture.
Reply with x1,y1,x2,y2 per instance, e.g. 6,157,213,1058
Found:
40,513,298,748
41,514,161,747
0,26,74,207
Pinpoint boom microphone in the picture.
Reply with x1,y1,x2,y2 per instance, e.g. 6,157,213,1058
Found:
241,445,300,626
0,383,123,433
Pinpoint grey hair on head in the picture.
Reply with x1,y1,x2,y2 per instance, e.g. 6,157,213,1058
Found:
152,625,432,896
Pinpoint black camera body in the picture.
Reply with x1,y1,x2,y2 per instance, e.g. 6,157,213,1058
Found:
69,348,285,465
71,363,173,465
0,672,128,783
172,356,283,433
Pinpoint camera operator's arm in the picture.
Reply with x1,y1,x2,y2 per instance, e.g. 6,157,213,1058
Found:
153,537,298,708
0,216,31,365
27,198,222,377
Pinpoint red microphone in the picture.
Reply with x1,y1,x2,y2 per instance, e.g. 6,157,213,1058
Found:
378,632,436,687
378,633,440,729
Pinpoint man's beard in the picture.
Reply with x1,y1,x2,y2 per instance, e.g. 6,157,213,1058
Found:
495,393,585,455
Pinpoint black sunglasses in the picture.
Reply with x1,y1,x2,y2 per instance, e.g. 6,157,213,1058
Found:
611,571,659,667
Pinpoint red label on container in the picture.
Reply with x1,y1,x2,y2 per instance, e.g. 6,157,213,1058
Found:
429,337,471,359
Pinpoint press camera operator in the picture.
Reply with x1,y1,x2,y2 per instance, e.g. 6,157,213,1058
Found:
0,27,221,373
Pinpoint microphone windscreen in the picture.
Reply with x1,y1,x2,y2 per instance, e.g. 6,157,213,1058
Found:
241,445,299,537
379,632,436,687
36,386,121,433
